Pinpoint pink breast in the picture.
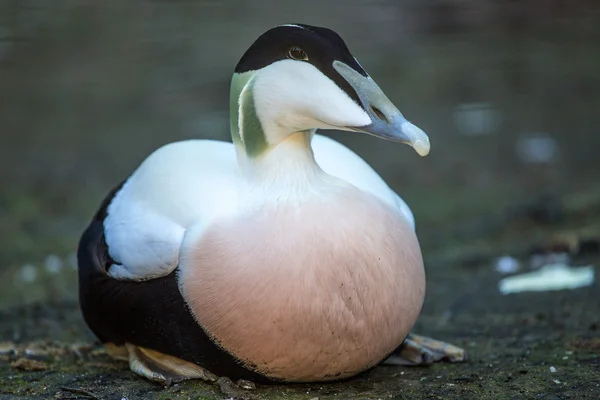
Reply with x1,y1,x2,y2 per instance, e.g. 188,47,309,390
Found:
178,189,425,382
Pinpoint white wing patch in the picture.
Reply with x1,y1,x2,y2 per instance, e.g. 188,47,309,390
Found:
104,188,185,280
102,140,240,281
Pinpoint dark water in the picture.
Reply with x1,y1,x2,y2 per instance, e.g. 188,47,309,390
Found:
0,0,599,294
1,0,600,294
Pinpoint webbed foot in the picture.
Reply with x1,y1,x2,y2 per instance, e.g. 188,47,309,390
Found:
126,343,218,385
104,343,257,399
384,333,466,366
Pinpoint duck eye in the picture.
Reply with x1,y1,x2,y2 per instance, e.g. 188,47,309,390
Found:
288,46,308,61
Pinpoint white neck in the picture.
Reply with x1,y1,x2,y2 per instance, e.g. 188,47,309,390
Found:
240,130,347,204
243,130,319,181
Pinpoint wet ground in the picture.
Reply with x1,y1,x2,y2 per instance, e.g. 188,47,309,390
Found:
1,1,600,399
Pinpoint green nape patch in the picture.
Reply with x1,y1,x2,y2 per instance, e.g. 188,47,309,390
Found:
230,71,269,158
238,79,268,158
229,72,254,146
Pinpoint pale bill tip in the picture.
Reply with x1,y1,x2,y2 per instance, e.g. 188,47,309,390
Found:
413,139,430,156
401,121,430,156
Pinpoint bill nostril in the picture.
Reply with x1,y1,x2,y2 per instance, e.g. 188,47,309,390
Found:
370,105,388,123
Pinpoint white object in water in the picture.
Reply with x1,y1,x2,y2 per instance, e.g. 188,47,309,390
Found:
494,255,520,274
44,254,63,274
453,102,501,136
499,263,595,294
530,252,570,270
19,264,38,283
516,133,558,164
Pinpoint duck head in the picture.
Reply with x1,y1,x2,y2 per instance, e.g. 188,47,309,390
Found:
230,24,430,159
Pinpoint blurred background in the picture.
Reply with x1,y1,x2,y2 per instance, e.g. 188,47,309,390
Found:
1,0,599,306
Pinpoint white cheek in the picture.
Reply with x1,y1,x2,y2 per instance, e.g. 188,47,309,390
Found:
252,61,371,142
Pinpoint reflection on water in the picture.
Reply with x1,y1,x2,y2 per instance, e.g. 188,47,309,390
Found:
516,133,558,165
1,1,600,271
453,102,501,136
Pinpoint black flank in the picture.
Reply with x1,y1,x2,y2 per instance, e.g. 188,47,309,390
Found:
77,182,276,383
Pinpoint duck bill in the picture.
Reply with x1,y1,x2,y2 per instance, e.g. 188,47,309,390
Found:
333,60,431,157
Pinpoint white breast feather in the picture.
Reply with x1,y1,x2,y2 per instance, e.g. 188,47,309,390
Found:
103,136,415,280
